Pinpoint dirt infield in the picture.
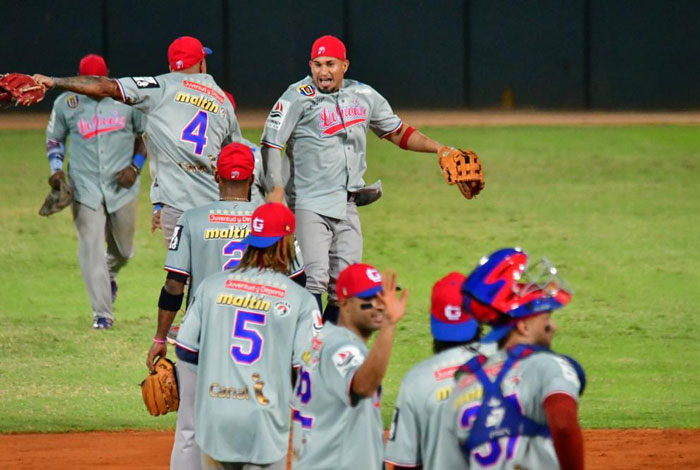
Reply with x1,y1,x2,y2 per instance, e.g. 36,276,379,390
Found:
2,110,700,130
2,429,699,469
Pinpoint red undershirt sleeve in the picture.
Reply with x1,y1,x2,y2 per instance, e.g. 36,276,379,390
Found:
543,392,584,470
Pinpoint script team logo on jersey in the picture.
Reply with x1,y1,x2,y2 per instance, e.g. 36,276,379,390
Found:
131,76,160,89
319,104,367,136
297,84,316,97
332,345,365,377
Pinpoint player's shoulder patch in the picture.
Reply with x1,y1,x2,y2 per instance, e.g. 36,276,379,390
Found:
130,76,160,89
331,344,365,377
265,98,290,131
65,94,79,109
297,83,316,97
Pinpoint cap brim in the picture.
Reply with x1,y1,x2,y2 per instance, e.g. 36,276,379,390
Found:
481,324,514,343
203,47,212,55
430,316,478,342
355,286,383,299
241,234,281,248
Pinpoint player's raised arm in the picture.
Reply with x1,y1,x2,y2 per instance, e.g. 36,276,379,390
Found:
32,74,121,100
349,269,407,398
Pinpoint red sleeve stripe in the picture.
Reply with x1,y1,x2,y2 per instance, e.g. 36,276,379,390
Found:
115,79,127,102
174,340,198,353
164,266,191,276
383,459,421,467
261,140,284,150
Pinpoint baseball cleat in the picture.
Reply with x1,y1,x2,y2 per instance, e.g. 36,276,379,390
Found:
93,317,113,330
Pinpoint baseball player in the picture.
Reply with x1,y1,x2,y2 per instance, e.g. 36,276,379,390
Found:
261,35,446,324
384,272,496,470
45,53,145,329
145,143,307,470
290,263,407,470
33,36,243,243
174,203,319,470
441,248,585,470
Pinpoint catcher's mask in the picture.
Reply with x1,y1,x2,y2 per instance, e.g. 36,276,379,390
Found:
461,247,572,342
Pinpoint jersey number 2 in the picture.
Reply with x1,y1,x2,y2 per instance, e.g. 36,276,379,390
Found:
223,241,247,270
181,110,208,155
231,310,266,365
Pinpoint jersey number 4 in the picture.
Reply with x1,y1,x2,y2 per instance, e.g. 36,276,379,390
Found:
181,110,208,155
231,310,266,365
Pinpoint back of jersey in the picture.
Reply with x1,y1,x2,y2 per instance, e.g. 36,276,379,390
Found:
117,73,242,211
445,350,582,470
176,267,317,464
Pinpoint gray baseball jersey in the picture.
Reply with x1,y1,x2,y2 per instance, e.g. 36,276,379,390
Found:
165,200,304,302
246,138,266,207
117,73,242,211
440,349,582,470
46,92,144,213
261,76,402,220
176,268,320,464
290,322,384,470
384,343,497,470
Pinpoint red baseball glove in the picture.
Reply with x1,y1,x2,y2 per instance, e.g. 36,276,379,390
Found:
0,73,46,106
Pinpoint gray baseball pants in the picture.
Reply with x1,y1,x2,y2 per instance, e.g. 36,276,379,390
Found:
296,202,362,304
71,198,137,322
172,362,201,470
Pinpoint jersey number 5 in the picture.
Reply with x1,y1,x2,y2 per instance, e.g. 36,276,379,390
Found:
181,110,208,155
231,310,266,365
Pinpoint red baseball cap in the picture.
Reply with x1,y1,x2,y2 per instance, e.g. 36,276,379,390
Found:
336,263,383,301
168,36,212,71
430,272,479,342
217,143,254,181
241,203,295,248
310,35,347,60
79,54,108,77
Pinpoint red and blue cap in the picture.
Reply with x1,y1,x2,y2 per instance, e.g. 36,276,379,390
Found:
430,272,479,342
462,248,573,343
336,263,383,301
217,143,254,181
241,203,295,248
168,36,212,71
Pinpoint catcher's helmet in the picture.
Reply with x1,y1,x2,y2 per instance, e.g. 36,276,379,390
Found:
462,248,572,342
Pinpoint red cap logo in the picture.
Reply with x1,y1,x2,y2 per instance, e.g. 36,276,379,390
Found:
336,263,383,301
241,203,296,248
310,35,347,60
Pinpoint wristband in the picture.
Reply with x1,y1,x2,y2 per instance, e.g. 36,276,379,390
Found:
49,156,64,173
153,203,163,214
152,337,167,344
158,286,184,312
399,126,416,150
132,153,146,171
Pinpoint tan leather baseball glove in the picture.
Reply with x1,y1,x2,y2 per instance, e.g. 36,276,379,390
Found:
141,357,179,416
438,147,485,200
0,73,46,106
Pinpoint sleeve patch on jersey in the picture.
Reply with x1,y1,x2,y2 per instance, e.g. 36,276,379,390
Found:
265,118,282,130
297,84,316,97
268,99,290,120
168,225,183,250
312,309,323,336
332,345,365,377
274,301,291,317
388,407,400,441
65,94,79,109
131,76,160,89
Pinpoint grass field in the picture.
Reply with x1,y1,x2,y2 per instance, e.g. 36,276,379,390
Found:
1,125,698,433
